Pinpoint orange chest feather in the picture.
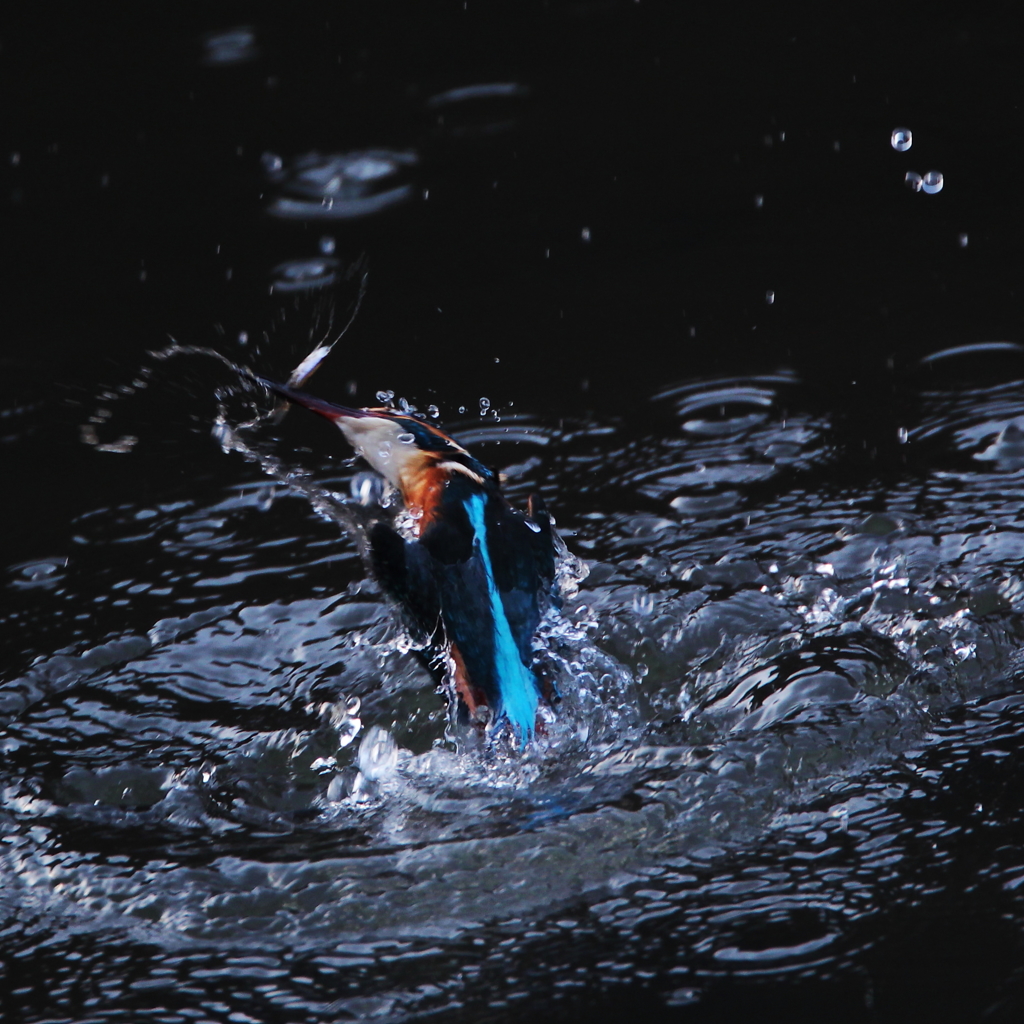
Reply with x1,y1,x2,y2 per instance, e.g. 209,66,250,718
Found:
401,462,449,534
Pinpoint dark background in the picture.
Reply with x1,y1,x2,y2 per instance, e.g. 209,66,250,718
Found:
3,3,1024,1021
6,3,1022,397
6,1,1023,562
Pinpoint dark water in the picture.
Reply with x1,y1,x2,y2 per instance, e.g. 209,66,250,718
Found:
4,4,1024,1022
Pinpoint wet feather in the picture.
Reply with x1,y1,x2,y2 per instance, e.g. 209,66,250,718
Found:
256,377,556,743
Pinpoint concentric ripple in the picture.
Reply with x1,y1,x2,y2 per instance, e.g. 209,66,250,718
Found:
4,364,1024,1019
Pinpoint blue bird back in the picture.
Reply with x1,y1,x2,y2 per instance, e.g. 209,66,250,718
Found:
368,471,554,744
463,492,540,741
252,375,556,744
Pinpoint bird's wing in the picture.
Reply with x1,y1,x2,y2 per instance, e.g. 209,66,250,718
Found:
367,521,441,645
430,554,501,709
419,492,544,739
485,500,557,663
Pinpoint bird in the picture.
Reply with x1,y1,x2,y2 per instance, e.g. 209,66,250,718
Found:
254,377,557,744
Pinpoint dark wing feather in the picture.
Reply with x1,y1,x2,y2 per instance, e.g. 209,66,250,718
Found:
484,497,557,664
430,554,503,709
367,521,441,645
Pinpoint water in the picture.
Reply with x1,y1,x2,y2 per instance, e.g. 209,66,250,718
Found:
202,27,258,67
4,345,1024,1019
271,259,341,294
891,127,913,152
7,4,1024,1020
265,151,419,222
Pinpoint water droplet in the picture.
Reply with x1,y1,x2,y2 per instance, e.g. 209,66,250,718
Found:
458,406,466,415
921,170,944,194
479,397,491,414
427,404,439,418
238,331,248,345
398,432,416,444
319,235,336,254
765,290,775,305
891,127,913,152
898,426,909,444
376,389,395,405
351,472,383,506
905,171,923,192
261,152,283,174
581,227,591,242
357,725,398,781
754,194,764,208
833,141,840,152
958,232,969,247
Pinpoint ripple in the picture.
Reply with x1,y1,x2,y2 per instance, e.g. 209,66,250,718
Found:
270,257,340,293
202,26,258,66
919,340,1024,365
8,556,66,590
266,150,419,221
425,82,531,137
426,82,530,108
7,364,1024,1019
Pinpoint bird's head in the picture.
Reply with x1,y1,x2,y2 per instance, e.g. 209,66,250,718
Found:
255,377,495,502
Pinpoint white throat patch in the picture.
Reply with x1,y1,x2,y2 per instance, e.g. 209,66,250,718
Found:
334,416,422,489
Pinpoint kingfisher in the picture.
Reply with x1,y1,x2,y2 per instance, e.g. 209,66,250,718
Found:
255,377,557,744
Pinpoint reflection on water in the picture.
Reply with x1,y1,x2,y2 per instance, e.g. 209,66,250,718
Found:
270,258,341,293
264,151,419,221
425,82,531,139
201,26,258,67
5,357,1024,1019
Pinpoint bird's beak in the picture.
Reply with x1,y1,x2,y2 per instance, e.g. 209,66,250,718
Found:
254,376,370,423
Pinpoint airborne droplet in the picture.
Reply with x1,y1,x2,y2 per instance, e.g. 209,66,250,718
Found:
891,127,913,152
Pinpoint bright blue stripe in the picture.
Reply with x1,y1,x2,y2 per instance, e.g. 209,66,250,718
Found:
465,493,538,743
